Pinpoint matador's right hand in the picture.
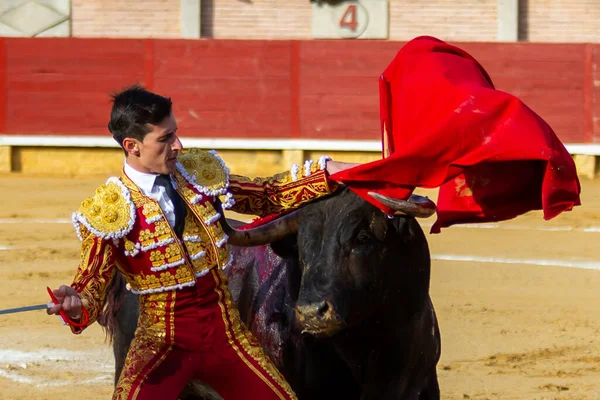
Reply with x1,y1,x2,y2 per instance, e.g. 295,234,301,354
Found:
46,285,83,320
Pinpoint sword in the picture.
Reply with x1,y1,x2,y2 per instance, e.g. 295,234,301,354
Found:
0,303,52,315
0,287,89,328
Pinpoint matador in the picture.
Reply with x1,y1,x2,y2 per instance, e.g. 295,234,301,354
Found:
48,85,347,400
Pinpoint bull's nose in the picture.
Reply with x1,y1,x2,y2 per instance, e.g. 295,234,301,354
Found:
295,300,345,337
316,301,331,317
296,300,335,321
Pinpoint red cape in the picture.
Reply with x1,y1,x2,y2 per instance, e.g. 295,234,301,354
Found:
329,36,581,233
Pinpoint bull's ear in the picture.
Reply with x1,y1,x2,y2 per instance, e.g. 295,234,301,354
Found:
370,214,388,241
270,235,299,259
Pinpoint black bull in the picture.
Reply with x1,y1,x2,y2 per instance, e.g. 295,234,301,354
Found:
103,188,441,399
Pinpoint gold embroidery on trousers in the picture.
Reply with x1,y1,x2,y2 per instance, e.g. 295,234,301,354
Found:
113,291,176,400
212,269,297,400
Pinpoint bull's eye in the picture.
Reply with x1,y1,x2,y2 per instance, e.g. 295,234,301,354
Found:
356,230,371,244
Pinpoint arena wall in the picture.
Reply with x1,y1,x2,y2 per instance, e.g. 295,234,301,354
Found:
1,38,597,142
69,0,600,43
0,37,598,177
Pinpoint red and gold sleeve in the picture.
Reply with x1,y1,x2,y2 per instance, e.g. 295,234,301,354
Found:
228,158,339,217
69,230,118,334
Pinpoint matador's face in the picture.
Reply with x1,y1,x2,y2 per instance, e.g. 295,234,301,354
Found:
129,112,183,175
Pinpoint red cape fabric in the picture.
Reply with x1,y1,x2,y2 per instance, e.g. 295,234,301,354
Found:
329,36,581,233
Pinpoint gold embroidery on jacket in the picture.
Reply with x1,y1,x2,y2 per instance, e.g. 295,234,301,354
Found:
178,184,200,201
228,171,333,216
71,233,118,333
123,238,138,256
232,170,293,186
218,245,231,267
206,221,227,243
178,149,229,192
149,243,184,268
130,267,194,292
190,202,220,223
138,220,172,248
75,179,135,239
187,207,230,271
141,201,162,222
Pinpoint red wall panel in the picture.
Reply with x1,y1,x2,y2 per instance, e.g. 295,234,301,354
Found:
0,38,597,145
5,38,146,135
152,40,293,139
296,40,589,142
460,43,587,143
0,38,6,134
298,41,401,140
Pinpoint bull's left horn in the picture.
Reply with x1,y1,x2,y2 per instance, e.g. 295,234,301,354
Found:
215,200,300,247
368,192,436,218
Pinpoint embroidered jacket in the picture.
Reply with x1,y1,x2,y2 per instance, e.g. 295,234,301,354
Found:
69,149,336,332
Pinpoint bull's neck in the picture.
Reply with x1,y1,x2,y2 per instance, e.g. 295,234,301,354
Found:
331,307,394,382
331,299,434,398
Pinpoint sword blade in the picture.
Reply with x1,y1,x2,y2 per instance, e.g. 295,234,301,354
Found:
0,303,49,315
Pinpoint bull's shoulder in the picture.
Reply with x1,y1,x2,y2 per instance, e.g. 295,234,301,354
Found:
72,177,136,241
176,149,229,194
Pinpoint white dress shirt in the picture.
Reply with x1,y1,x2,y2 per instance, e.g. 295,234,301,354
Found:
123,161,178,230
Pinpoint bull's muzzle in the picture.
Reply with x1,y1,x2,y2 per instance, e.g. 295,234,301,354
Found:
295,300,345,337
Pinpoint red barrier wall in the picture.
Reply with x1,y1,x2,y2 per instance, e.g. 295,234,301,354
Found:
1,38,598,143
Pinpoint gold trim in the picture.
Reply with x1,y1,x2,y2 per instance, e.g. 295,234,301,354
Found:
113,291,175,400
120,171,200,293
228,170,334,216
76,179,135,239
212,269,296,400
183,191,231,273
71,235,117,332
177,149,229,193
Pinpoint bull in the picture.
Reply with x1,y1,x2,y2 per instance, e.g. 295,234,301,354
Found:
103,187,441,399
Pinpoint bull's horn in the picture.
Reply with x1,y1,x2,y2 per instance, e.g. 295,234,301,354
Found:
368,192,436,218
215,200,300,247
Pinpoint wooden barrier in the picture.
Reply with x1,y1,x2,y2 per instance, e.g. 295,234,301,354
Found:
1,38,598,142
0,38,598,177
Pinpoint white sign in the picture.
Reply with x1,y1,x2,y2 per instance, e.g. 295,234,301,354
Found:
312,0,389,39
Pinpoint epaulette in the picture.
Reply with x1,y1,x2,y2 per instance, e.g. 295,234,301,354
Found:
176,149,235,208
72,177,136,241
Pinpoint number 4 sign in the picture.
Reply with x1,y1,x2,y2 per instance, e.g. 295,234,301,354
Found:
312,0,389,39
339,4,362,34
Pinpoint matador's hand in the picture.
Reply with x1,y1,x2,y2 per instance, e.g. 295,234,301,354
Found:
46,285,83,320
325,160,360,176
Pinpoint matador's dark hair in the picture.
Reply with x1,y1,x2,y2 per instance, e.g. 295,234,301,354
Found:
107,84,173,150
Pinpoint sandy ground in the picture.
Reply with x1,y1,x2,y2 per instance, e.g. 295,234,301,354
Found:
0,173,599,400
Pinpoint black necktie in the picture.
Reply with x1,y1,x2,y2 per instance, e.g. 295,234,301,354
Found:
154,174,187,237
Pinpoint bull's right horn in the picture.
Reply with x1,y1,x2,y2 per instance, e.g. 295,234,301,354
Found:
368,192,436,218
214,200,300,247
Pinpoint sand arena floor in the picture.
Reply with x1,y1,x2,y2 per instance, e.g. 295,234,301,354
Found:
0,174,599,400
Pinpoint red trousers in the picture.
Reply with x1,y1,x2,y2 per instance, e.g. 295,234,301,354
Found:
113,268,296,400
